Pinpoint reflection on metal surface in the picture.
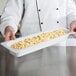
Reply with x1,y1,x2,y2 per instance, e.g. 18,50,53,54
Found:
0,45,70,76
67,46,76,76
1,38,76,76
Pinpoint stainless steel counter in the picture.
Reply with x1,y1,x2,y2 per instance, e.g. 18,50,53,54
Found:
0,36,76,76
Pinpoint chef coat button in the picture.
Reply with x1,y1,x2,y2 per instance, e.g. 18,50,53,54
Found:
57,21,59,23
38,9,41,11
56,8,59,10
41,22,43,24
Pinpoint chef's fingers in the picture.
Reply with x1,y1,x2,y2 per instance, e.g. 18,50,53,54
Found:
70,26,76,32
4,26,16,41
5,31,16,41
5,32,12,41
73,34,76,37
70,23,76,37
10,32,16,40
11,35,16,40
70,21,76,31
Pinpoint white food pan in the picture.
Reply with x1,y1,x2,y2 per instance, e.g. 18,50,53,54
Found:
1,28,72,57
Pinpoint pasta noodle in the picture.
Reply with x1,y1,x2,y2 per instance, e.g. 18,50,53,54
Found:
11,29,67,50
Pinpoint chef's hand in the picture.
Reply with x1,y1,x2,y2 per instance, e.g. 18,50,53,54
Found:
5,26,16,41
70,21,76,37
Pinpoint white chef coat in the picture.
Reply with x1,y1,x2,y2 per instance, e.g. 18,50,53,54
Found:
0,0,76,36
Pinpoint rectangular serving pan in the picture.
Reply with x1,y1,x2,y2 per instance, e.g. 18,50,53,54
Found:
1,28,71,57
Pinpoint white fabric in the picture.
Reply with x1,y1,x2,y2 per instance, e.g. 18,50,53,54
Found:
0,0,76,36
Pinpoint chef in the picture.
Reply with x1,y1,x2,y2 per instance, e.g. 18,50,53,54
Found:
0,0,76,40
0,0,76,76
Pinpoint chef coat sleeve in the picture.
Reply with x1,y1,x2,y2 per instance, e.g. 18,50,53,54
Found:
66,0,76,28
0,0,23,36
